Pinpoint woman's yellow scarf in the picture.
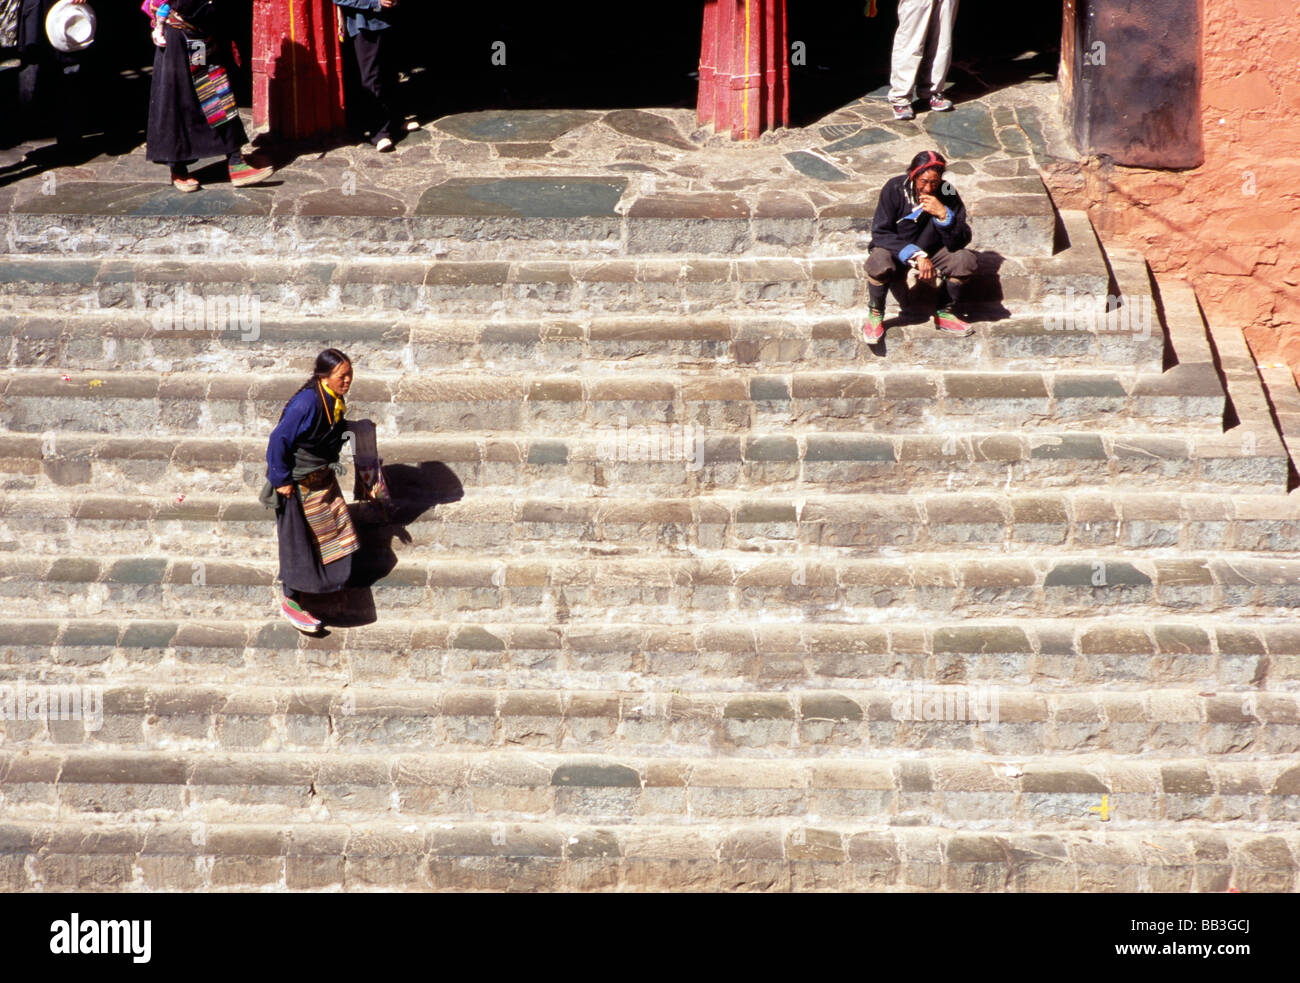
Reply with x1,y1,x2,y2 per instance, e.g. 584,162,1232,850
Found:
321,381,346,424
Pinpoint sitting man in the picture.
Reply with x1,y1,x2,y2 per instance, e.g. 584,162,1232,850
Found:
864,149,977,343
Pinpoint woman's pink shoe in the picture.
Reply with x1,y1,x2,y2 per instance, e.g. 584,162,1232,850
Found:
230,162,273,187
280,597,322,632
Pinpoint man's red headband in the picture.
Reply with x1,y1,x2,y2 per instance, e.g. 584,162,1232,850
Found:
908,152,947,182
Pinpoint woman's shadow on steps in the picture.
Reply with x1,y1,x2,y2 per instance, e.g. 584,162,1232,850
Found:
299,450,465,630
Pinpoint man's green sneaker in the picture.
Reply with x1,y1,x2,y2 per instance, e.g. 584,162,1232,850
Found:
934,308,973,337
863,307,886,344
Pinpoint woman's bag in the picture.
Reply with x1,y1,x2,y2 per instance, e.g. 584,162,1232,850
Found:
353,456,391,509
186,38,238,127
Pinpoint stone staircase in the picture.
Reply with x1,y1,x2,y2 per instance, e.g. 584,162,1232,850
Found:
2,173,1300,893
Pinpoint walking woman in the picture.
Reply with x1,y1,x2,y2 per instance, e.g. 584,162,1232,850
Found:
143,0,272,191
261,349,359,632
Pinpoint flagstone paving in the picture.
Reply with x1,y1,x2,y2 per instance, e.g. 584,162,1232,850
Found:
0,80,1076,226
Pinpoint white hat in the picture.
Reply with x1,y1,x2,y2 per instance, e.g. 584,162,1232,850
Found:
45,0,97,53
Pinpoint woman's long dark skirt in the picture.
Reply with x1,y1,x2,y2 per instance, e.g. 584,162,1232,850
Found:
276,488,353,595
146,23,247,164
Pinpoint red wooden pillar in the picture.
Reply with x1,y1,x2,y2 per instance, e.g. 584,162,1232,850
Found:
698,1,718,127
698,1,788,140
252,0,347,141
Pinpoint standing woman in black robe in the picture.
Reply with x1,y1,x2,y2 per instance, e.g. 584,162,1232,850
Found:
261,349,360,633
144,0,272,191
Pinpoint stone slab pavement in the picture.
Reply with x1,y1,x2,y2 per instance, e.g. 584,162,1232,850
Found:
0,80,1078,225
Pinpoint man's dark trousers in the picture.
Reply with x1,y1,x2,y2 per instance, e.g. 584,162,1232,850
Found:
351,27,398,143
867,245,978,310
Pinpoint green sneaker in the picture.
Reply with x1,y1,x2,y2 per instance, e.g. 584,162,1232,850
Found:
863,307,886,344
934,308,973,337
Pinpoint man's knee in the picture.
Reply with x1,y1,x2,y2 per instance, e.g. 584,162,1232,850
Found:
866,248,898,284
944,248,979,280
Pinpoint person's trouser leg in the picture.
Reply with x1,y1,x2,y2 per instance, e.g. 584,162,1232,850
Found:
931,246,978,310
54,59,86,149
917,0,959,102
867,247,903,310
353,28,396,142
889,0,937,105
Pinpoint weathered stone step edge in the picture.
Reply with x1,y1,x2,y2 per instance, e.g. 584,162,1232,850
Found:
0,365,1223,416
10,489,1299,539
2,428,1282,476
0,246,1102,285
2,194,1061,260
5,754,1294,816
6,683,1296,758
3,765,1297,833
5,564,1294,626
5,747,1296,787
0,211,1110,309
7,620,1299,692
0,365,1211,399
0,308,1149,340
14,508,1299,561
0,279,1100,318
1257,362,1300,481
0,401,1226,440
2,310,1165,374
7,615,1297,673
5,467,1285,497
7,551,1299,589
1163,271,1299,497
2,179,1057,221
3,821,1292,893
12,515,1300,559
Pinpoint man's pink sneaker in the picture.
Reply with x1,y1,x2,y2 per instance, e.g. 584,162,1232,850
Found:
863,307,886,344
934,309,973,337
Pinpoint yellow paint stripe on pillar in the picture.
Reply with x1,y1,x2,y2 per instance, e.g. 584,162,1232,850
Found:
742,0,752,140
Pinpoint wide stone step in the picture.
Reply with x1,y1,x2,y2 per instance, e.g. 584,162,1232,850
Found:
5,682,1296,759
0,366,1227,436
7,491,1300,559
2,749,1297,830
5,552,1300,622
0,210,1109,317
3,819,1292,892
7,615,1298,689
1,309,1165,374
3,181,1059,259
2,428,1286,494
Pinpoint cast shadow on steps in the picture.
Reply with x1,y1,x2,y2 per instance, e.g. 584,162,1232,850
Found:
297,460,465,630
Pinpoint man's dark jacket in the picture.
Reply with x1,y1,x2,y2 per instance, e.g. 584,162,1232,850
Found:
869,174,972,261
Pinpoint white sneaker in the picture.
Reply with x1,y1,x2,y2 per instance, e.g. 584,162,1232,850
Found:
376,137,395,153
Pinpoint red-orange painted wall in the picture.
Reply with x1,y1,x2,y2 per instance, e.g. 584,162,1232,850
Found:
1048,0,1300,373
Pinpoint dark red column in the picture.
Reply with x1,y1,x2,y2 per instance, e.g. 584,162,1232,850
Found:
698,1,789,140
252,0,347,141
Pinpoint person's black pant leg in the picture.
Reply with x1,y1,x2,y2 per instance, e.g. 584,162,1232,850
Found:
933,247,978,310
54,58,88,149
352,28,397,142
